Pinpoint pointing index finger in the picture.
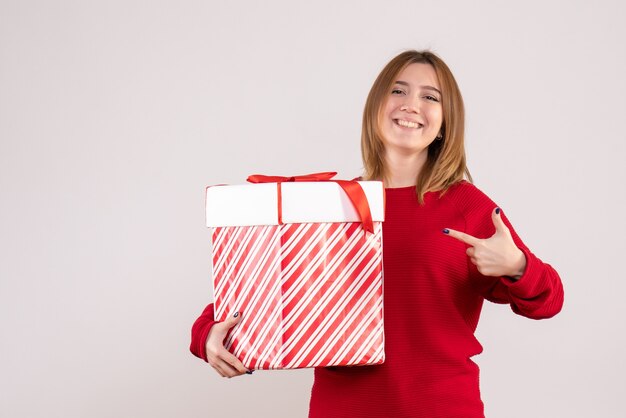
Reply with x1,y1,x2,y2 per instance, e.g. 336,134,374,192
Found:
443,228,481,246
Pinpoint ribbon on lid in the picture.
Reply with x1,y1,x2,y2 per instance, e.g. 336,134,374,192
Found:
247,172,374,233
247,172,337,183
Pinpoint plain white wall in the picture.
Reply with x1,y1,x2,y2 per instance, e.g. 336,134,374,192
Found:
1,0,624,417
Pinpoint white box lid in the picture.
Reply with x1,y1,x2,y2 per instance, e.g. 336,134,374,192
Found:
206,181,384,227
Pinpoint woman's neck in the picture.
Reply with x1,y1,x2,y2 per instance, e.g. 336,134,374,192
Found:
384,150,427,188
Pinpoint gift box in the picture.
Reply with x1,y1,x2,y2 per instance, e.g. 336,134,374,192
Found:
205,172,385,370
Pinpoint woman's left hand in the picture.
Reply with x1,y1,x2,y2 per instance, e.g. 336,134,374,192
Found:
443,208,527,279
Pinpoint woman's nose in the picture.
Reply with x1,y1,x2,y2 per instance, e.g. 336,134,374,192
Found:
400,101,419,113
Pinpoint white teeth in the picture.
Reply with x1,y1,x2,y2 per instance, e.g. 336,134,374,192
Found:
396,119,421,129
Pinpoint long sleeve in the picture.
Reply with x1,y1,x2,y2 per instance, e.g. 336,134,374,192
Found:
485,244,563,319
459,185,564,319
189,303,216,362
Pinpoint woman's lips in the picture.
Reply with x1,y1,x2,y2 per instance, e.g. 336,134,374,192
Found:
394,119,423,129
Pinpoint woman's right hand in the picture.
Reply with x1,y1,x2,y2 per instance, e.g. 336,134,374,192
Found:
205,311,251,378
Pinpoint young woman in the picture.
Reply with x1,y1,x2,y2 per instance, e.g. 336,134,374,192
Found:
190,50,564,418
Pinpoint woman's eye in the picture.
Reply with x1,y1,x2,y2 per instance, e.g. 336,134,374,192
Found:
391,89,405,95
425,95,440,102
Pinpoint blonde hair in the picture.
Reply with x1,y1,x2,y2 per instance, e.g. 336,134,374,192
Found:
361,50,472,203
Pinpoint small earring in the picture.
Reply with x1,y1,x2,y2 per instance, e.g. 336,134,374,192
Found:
436,133,443,140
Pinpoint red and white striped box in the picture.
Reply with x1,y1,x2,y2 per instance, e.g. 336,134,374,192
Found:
206,178,385,370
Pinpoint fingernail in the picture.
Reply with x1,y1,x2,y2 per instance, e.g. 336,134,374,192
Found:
442,228,449,234
233,312,239,318
245,370,253,374
495,207,501,214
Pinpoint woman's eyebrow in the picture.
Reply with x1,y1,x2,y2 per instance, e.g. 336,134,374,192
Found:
394,80,442,95
423,86,442,95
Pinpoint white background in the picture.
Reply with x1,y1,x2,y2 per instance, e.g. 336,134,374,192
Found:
1,1,624,417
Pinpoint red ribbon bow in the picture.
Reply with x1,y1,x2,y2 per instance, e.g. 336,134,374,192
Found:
247,172,374,233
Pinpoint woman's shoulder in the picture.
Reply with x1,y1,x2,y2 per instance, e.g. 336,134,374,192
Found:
442,180,498,214
444,180,491,200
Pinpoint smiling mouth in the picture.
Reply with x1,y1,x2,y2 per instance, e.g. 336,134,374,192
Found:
394,119,423,129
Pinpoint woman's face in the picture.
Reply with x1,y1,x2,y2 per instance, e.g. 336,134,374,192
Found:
379,63,443,156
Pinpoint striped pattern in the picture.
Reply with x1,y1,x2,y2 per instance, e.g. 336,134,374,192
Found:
212,221,384,370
